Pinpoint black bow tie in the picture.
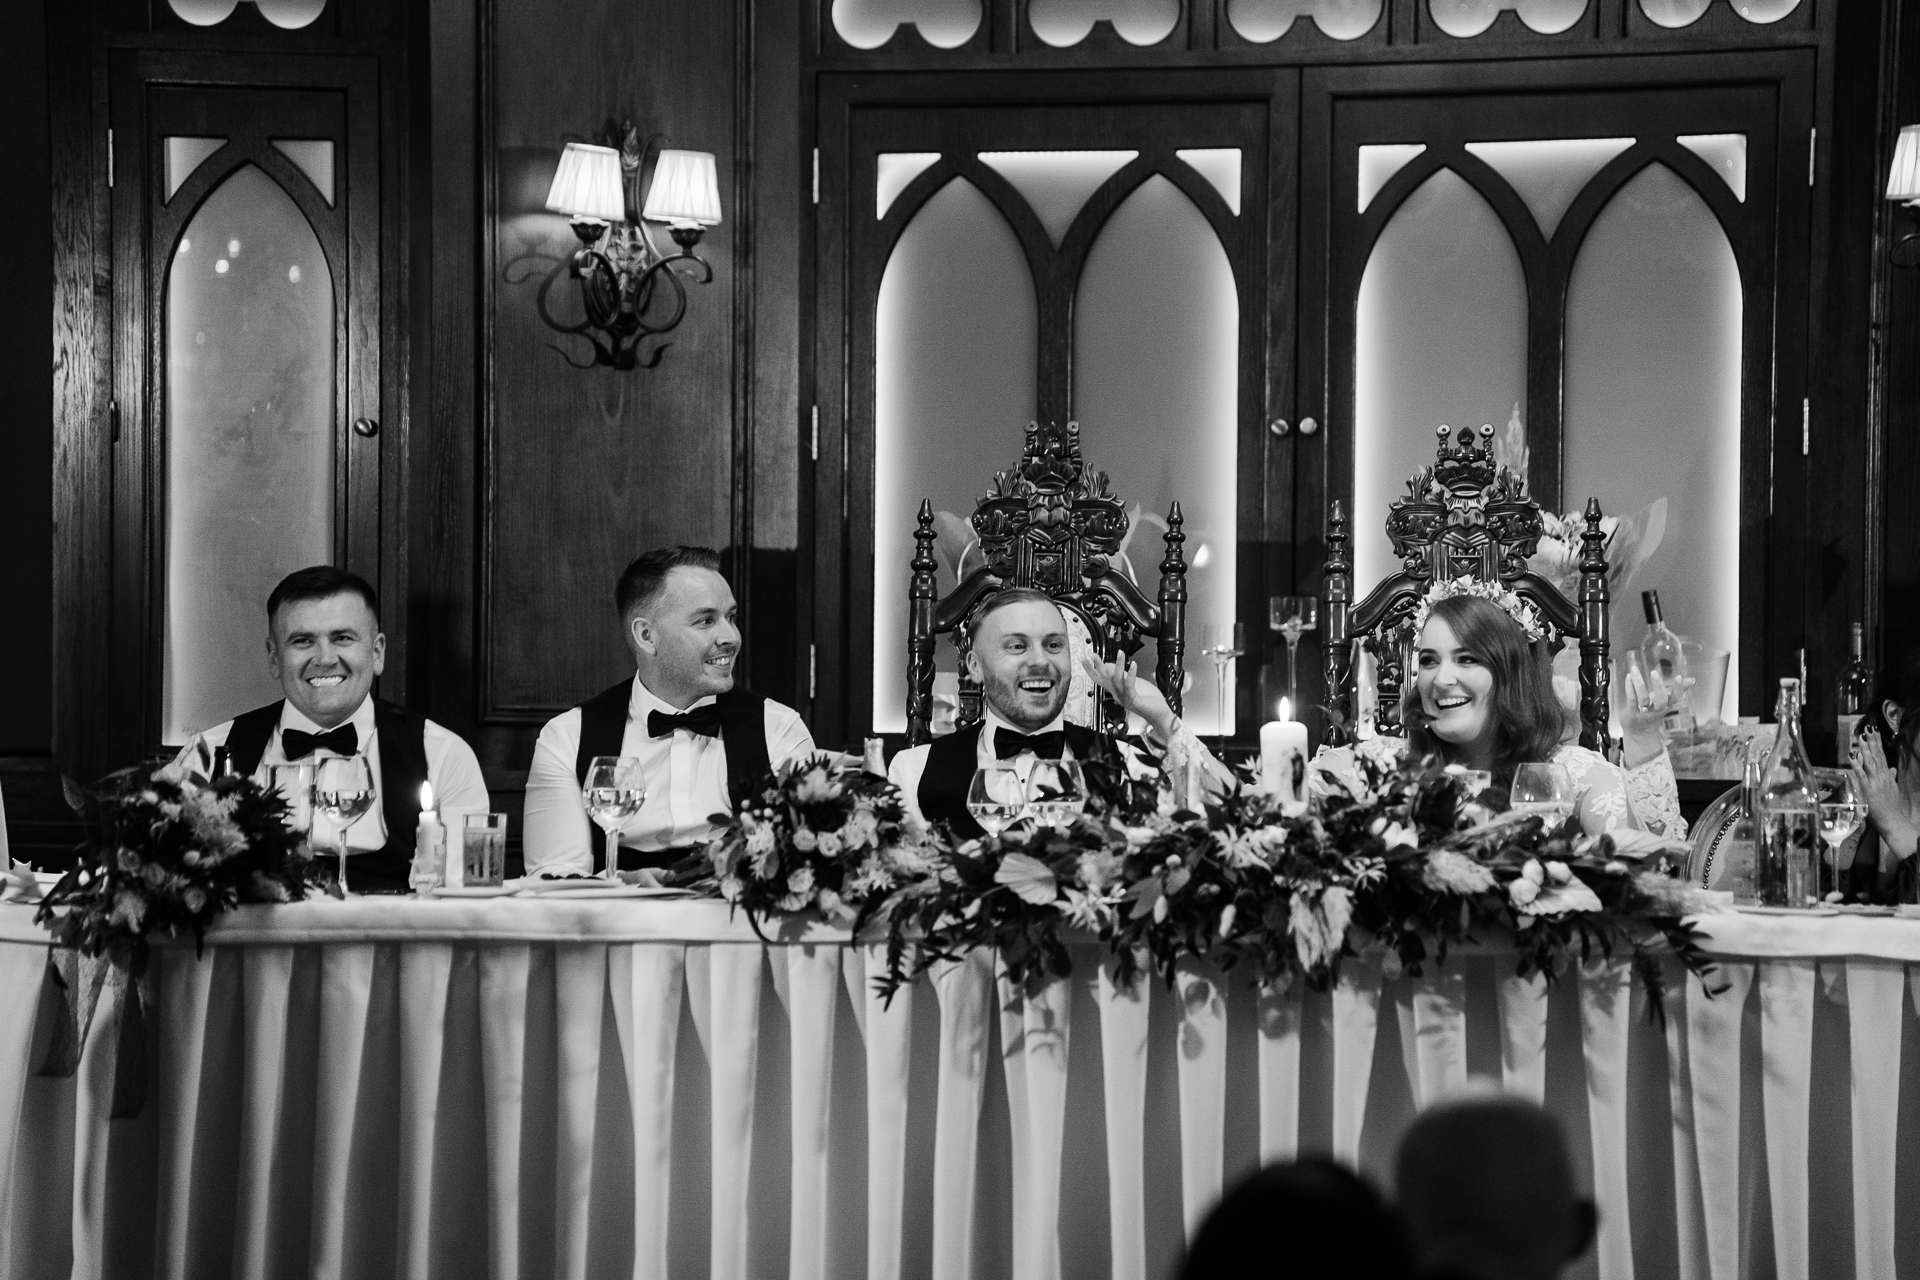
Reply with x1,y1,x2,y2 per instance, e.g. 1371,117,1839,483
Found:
995,728,1067,760
281,723,359,760
648,705,723,739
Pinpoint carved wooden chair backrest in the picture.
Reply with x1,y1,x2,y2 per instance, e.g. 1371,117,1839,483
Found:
1322,423,1613,750
905,420,1189,745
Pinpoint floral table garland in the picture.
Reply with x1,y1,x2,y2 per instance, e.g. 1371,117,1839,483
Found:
703,749,1723,1016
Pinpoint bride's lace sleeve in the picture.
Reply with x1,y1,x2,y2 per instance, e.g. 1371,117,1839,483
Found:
1311,736,1405,802
1624,750,1687,840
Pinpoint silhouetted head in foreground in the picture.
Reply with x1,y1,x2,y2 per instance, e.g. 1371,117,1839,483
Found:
1395,1096,1596,1280
1178,1157,1414,1280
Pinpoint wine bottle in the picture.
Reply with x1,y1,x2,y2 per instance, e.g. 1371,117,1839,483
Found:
1717,747,1762,904
1836,623,1872,755
1759,677,1821,907
1640,591,1692,739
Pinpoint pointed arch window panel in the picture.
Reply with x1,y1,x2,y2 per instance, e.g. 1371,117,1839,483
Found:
871,177,1039,733
1564,163,1743,723
1353,167,1527,592
1074,175,1239,734
164,164,335,741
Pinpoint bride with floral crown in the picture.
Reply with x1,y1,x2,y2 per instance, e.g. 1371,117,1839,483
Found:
1313,579,1686,840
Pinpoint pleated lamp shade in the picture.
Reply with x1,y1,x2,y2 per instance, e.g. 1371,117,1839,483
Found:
1888,125,1920,202
545,143,626,223
642,149,723,227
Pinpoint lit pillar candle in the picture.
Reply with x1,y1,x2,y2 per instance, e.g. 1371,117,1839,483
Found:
1260,698,1309,804
417,781,451,891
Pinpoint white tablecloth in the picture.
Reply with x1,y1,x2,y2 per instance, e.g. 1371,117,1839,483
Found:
2,899,1919,1280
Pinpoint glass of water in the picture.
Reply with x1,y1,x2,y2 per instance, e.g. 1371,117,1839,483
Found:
1816,768,1866,902
462,813,508,888
1510,762,1576,830
1025,760,1088,829
582,756,646,879
966,763,1027,837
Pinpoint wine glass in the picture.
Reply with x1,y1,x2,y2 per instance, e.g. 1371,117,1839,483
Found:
965,763,1027,837
312,754,376,895
582,756,647,880
1510,762,1576,829
1200,621,1245,749
1816,769,1866,902
1270,597,1319,712
1025,759,1088,829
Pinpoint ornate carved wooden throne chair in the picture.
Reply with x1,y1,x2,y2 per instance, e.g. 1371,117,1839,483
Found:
1322,423,1613,750
905,420,1190,746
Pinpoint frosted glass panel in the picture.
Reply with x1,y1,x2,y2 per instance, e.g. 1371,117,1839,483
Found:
1565,164,1741,722
1027,0,1180,45
1465,138,1635,239
164,164,335,742
1228,0,1383,40
1359,144,1426,213
877,152,942,219
832,0,982,46
1678,133,1747,201
1176,148,1242,215
164,137,226,201
872,178,1039,732
272,139,336,206
1354,168,1526,593
978,151,1138,246
1074,175,1239,734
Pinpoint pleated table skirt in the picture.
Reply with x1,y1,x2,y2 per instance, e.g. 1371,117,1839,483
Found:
2,900,1918,1280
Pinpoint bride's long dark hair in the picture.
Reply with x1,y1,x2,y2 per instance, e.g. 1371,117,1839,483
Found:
1401,594,1568,786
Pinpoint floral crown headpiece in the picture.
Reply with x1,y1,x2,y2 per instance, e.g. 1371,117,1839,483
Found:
1409,575,1546,644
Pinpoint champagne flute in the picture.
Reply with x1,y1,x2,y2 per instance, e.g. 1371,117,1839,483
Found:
582,756,647,880
966,763,1027,837
1270,596,1320,711
1510,762,1577,829
312,754,376,895
1816,769,1866,902
1025,759,1088,829
1200,621,1246,749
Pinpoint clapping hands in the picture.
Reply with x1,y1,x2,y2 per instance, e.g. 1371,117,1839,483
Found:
1849,728,1920,863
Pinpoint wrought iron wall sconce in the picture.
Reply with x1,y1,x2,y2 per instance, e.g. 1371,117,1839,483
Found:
540,124,721,369
1886,124,1920,267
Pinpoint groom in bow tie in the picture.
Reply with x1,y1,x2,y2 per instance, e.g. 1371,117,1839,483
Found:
521,546,816,874
177,566,491,891
888,587,1219,838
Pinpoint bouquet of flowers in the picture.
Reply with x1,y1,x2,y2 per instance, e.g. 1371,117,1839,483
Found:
706,755,935,934
36,760,314,976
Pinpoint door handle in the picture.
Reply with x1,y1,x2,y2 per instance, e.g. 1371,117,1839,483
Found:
1297,416,1320,436
1270,417,1290,437
352,417,379,438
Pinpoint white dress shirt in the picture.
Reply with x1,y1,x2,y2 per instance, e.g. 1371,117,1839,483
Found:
179,696,492,851
522,676,816,876
889,707,1224,826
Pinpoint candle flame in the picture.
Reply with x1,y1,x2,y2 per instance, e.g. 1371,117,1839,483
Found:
1278,697,1291,722
419,781,435,811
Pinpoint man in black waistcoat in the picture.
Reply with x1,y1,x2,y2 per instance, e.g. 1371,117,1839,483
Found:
521,546,816,874
887,588,1219,838
177,566,491,892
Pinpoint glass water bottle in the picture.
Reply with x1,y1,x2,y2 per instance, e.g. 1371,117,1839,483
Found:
1758,677,1821,907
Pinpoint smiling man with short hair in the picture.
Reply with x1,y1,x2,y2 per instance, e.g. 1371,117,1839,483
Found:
178,565,490,892
521,546,816,874
888,587,1218,837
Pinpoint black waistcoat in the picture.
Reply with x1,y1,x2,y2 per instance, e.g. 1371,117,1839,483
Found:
916,720,1110,841
572,680,772,872
225,699,431,893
